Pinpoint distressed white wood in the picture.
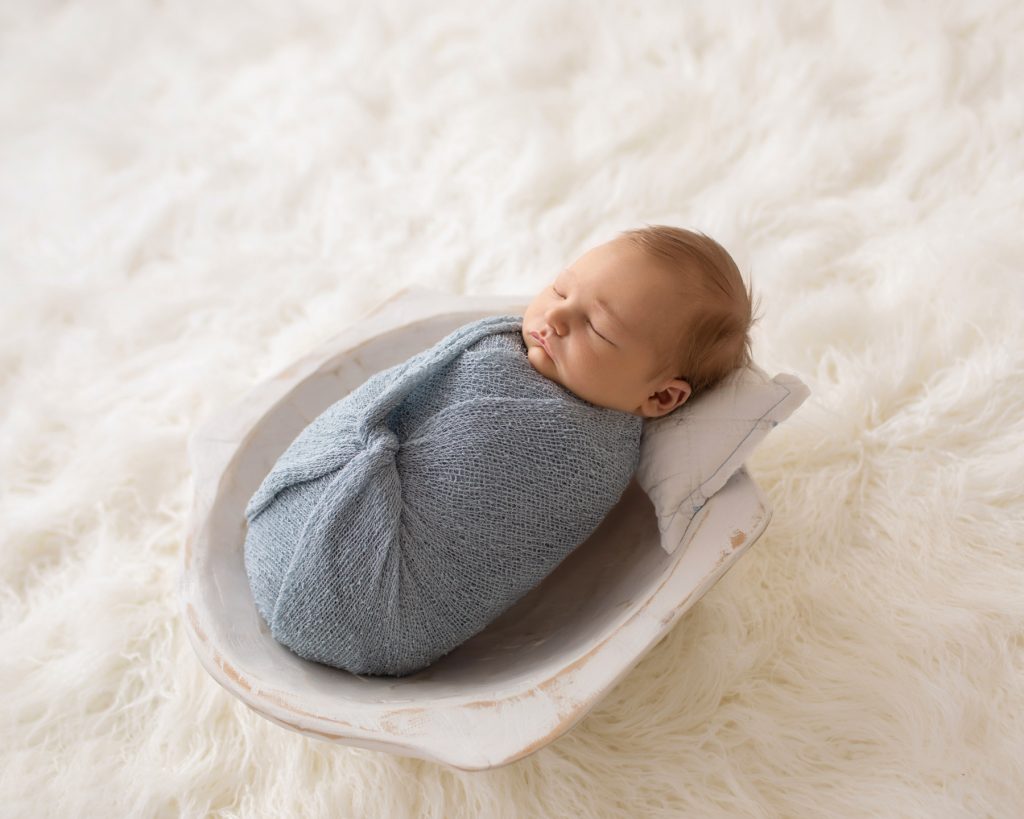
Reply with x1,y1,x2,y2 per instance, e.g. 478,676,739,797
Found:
178,285,773,771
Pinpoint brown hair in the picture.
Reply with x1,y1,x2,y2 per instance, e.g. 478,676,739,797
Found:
619,224,762,398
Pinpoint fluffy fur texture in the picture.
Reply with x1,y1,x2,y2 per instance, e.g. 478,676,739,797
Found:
2,1,1022,816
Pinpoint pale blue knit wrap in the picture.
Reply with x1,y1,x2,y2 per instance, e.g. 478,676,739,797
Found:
243,314,643,677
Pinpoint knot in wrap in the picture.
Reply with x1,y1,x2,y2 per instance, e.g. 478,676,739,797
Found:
242,315,644,677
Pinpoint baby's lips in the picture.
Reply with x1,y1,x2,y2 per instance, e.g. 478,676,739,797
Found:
529,331,554,358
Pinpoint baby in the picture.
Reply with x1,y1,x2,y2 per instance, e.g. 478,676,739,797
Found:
243,224,756,677
522,224,757,417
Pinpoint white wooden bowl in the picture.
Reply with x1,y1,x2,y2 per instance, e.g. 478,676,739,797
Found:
178,286,773,771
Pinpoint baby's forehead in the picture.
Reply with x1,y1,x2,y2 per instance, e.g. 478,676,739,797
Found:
617,279,690,326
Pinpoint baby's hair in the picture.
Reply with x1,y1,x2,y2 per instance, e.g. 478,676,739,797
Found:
619,224,763,398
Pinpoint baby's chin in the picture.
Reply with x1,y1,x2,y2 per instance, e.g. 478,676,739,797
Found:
526,342,562,382
525,348,608,408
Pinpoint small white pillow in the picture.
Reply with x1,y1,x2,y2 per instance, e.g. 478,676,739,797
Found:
636,362,810,555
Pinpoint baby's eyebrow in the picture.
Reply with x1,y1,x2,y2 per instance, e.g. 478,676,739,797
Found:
565,267,631,338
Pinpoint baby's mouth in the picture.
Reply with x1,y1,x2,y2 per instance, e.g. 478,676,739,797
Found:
529,331,554,359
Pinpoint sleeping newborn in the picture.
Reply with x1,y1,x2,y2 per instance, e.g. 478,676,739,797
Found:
244,225,754,676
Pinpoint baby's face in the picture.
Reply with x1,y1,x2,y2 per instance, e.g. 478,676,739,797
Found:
522,237,692,418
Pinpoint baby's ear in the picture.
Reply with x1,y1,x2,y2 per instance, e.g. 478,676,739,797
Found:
679,378,693,402
644,379,690,418
669,378,692,409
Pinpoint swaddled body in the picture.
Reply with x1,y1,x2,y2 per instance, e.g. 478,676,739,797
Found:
243,315,643,677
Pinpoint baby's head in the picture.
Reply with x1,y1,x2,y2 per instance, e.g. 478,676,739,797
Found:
522,225,760,418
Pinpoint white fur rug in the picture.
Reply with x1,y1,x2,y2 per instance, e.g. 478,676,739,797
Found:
3,1,1023,816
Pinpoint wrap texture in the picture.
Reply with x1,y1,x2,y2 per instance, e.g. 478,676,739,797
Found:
243,314,643,676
